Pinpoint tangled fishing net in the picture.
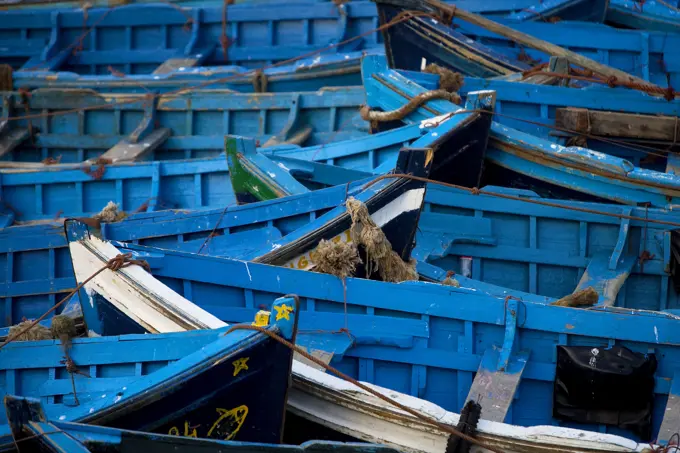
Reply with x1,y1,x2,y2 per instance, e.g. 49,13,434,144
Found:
9,314,77,342
345,197,418,283
313,239,362,279
8,321,52,341
311,197,417,283
93,201,128,223
551,287,598,307
442,271,461,287
51,315,77,344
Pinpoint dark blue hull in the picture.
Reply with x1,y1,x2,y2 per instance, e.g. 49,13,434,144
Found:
0,315,297,451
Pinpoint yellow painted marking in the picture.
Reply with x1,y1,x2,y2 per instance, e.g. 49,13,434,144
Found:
282,229,353,270
274,303,293,321
207,405,249,440
252,310,270,327
232,357,249,376
168,422,198,438
425,148,434,167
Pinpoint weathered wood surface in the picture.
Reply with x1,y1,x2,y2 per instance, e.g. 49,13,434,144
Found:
556,107,680,141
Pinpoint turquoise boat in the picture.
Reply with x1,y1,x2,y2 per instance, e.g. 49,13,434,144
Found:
65,218,680,446
0,86,365,165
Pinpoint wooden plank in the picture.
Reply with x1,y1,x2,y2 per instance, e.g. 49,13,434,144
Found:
293,349,333,372
465,348,529,422
411,0,658,89
97,127,171,163
152,48,212,75
556,107,680,141
575,252,636,307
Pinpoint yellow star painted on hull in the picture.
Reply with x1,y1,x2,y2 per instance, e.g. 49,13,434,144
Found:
273,303,293,321
232,357,249,376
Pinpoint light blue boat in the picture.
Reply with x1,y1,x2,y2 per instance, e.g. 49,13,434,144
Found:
0,0,668,93
0,296,299,451
13,50,377,93
65,216,680,445
4,153,680,339
5,68,680,326
361,55,680,207
0,2,378,74
0,86,366,164
458,76,680,172
229,137,680,311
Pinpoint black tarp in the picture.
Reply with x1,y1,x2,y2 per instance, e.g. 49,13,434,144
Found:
553,345,657,440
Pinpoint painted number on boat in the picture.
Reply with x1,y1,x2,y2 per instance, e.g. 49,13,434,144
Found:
282,229,352,270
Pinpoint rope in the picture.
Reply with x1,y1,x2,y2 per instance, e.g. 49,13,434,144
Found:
61,352,89,406
363,173,680,229
522,67,679,100
650,432,680,452
422,64,463,93
0,253,149,350
72,3,90,57
226,324,505,453
81,157,112,180
252,70,268,93
359,90,460,123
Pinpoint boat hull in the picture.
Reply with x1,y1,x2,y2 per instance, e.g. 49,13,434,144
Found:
0,315,297,451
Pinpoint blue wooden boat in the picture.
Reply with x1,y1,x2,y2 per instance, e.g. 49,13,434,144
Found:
0,296,299,451
374,0,678,88
453,18,680,88
0,86,366,164
65,216,680,445
68,141,495,334
0,2,379,75
7,73,680,324
13,50,375,94
0,0,608,22
361,55,680,207
0,86,493,224
0,173,568,329
607,0,680,33
0,94,496,326
5,396,399,453
0,1,656,93
457,76,680,172
226,139,680,312
0,83,498,224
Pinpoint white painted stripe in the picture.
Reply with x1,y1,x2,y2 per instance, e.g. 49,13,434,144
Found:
70,238,226,333
371,188,425,228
